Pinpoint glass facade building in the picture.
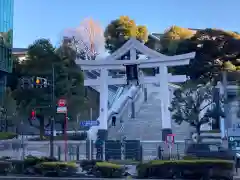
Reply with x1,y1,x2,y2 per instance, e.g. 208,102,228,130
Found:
0,0,14,102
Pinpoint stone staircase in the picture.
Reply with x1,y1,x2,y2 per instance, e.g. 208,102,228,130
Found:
109,91,190,140
108,90,191,159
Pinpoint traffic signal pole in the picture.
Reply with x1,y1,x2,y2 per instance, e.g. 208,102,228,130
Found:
50,64,55,158
64,112,68,161
19,65,56,158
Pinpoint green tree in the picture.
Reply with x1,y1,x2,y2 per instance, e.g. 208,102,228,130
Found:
169,28,240,81
104,16,148,54
169,81,224,142
7,55,22,91
0,88,17,132
160,26,195,55
13,38,85,138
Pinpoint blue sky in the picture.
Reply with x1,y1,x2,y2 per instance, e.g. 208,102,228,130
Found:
14,0,239,48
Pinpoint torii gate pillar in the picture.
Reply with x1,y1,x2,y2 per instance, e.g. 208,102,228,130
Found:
159,65,172,138
99,68,108,131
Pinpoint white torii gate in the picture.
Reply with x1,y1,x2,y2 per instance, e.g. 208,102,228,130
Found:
76,38,195,139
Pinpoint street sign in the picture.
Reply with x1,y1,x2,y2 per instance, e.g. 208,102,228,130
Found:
58,99,66,107
57,107,67,113
228,136,240,151
80,120,100,127
166,134,175,144
44,129,56,136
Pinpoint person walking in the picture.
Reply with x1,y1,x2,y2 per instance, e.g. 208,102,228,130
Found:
112,116,116,127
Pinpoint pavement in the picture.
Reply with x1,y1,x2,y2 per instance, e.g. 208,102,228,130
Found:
0,177,161,180
0,176,153,180
0,177,140,180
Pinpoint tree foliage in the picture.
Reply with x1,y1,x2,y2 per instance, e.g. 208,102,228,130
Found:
12,38,85,137
161,28,240,81
160,26,195,55
169,81,224,139
7,55,22,91
104,16,148,53
0,88,18,131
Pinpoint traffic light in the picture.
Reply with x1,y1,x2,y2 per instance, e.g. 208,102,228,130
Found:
32,77,48,88
31,110,36,120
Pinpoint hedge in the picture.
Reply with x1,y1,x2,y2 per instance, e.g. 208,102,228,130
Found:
80,160,125,178
137,159,234,179
34,161,78,176
0,161,11,175
0,132,17,140
80,159,103,172
0,156,58,175
93,162,124,178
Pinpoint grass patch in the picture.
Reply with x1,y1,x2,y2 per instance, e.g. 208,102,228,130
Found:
0,132,17,140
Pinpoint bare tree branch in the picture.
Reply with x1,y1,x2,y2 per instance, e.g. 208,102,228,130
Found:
63,18,105,60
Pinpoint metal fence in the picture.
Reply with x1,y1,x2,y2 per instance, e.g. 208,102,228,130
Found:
0,139,187,161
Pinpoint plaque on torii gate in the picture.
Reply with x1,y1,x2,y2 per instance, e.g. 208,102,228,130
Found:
76,38,195,140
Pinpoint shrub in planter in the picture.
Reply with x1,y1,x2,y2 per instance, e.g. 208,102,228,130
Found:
93,162,124,178
24,156,58,166
137,159,234,179
22,156,59,174
80,160,103,173
0,161,12,175
8,160,25,174
23,156,43,168
34,162,78,177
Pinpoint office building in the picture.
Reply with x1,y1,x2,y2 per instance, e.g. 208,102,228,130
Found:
0,0,14,102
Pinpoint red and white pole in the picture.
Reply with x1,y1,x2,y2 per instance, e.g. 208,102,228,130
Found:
64,112,68,161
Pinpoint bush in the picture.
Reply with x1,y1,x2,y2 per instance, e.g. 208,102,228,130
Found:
0,156,60,175
93,162,124,178
137,159,234,179
8,156,58,174
23,156,58,172
80,160,103,173
34,162,78,177
8,160,25,174
0,132,17,140
0,161,12,175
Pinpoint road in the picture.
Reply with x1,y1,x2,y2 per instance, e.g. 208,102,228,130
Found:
0,177,156,180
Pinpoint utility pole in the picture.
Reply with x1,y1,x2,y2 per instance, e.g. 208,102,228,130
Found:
222,71,229,136
50,64,55,158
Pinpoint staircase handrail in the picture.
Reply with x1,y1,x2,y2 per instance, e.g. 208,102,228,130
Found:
108,85,142,128
108,87,124,108
87,85,140,140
